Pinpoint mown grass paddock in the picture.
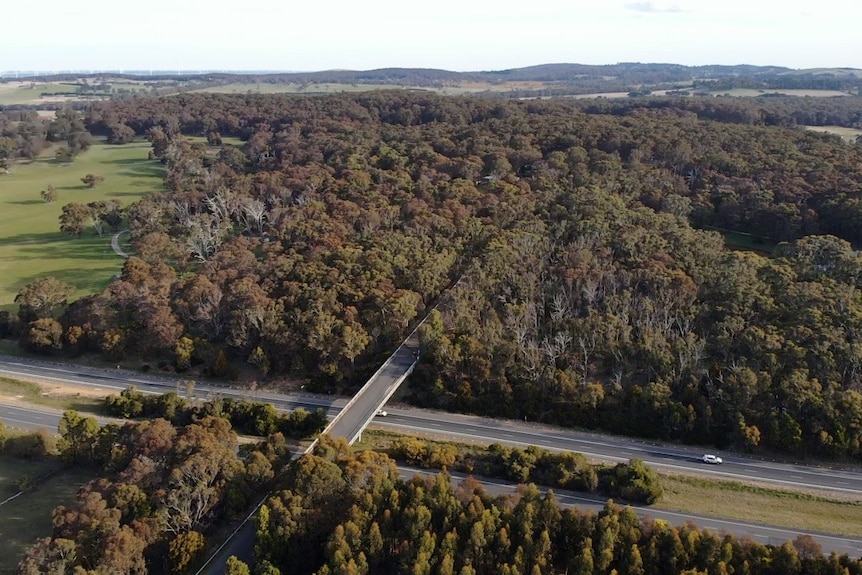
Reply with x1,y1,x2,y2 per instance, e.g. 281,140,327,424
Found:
0,141,164,311
0,454,96,574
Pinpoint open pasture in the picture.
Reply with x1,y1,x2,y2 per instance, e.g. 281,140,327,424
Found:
0,82,81,105
0,456,95,575
804,125,862,141
709,88,852,97
0,141,163,311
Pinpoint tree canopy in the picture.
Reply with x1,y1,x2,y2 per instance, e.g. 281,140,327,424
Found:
11,90,861,458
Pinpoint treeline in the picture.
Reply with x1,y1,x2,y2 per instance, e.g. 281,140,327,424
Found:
18,411,291,575
104,386,328,438
392,437,663,504
571,95,862,129
6,91,862,459
0,108,93,168
247,437,862,575
693,73,861,93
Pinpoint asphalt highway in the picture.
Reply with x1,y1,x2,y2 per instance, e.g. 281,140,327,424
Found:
2,354,862,497
4,401,860,557
3,354,862,560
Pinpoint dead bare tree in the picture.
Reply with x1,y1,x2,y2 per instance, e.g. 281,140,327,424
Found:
185,214,228,262
241,198,267,233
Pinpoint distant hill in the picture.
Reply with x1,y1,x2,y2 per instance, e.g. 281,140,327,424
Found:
2,63,860,104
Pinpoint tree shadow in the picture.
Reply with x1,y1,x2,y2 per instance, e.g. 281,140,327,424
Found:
0,231,65,247
116,164,165,179
67,401,107,416
101,157,150,166
6,199,44,206
16,265,119,295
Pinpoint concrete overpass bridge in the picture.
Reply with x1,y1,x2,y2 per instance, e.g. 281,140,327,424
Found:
316,333,419,445
198,326,423,574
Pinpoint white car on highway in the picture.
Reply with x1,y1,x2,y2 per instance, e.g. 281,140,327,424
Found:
702,454,723,464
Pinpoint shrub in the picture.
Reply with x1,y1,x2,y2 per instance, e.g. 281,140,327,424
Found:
393,437,428,466
80,174,105,188
3,430,55,460
602,458,663,504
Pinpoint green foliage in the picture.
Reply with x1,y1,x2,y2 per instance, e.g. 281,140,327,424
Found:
248,345,271,375
168,530,206,574
391,440,611,500
15,413,288,574
226,555,251,575
210,348,233,378
175,335,195,371
254,444,862,575
103,386,327,438
57,410,100,463
104,385,147,418
602,459,664,504
80,173,105,188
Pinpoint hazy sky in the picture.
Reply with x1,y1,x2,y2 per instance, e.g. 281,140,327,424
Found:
1,0,860,72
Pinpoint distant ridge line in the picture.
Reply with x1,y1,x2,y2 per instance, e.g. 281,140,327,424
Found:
3,63,861,82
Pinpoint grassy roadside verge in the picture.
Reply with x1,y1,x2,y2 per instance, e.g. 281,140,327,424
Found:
0,376,104,414
3,383,861,540
657,474,862,537
356,428,862,538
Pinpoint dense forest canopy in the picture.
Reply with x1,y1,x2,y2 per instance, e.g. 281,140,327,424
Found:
250,438,862,575
6,91,862,460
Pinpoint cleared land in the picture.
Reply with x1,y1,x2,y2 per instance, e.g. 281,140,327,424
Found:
0,141,164,311
709,88,852,97
0,456,95,575
0,376,103,413
0,82,81,106
659,474,862,537
804,125,862,141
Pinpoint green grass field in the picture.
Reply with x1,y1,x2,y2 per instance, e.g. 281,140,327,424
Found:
657,474,862,537
0,141,164,311
0,82,80,105
0,456,94,574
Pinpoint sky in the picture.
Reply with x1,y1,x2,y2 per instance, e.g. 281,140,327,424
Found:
1,0,860,73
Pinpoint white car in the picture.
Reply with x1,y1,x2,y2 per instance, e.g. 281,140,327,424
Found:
376,410,388,417
702,454,722,464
